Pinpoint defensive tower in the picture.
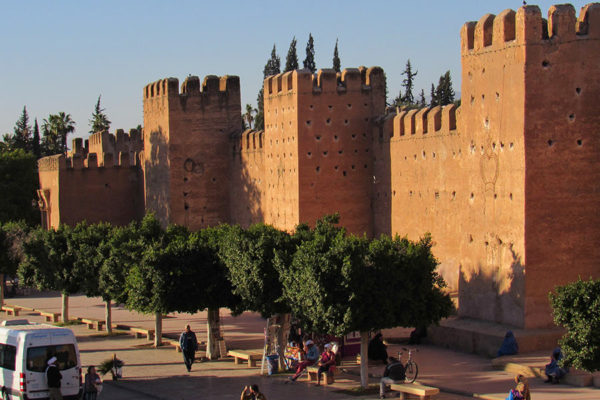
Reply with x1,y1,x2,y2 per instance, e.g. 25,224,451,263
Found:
143,75,241,229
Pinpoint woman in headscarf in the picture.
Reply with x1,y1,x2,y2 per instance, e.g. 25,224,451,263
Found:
368,332,388,364
497,330,518,357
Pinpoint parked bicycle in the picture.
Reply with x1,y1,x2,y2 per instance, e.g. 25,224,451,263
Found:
398,347,418,383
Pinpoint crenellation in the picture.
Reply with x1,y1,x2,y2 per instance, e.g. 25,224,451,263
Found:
119,152,130,167
516,6,544,44
103,153,114,168
415,108,430,134
393,110,407,137
427,106,442,133
474,14,495,50
578,3,600,37
548,4,577,40
181,75,200,94
404,109,419,135
461,21,476,53
493,9,517,45
71,154,84,169
202,75,220,93
85,153,98,169
315,69,337,92
443,104,457,131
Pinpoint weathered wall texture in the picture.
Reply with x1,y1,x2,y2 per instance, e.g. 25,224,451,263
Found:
37,2,600,331
37,151,143,229
143,75,241,230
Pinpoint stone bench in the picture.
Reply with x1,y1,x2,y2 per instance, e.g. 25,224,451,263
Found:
39,311,60,323
390,383,439,400
79,317,105,331
1,305,21,316
227,350,263,368
307,365,337,385
129,327,155,340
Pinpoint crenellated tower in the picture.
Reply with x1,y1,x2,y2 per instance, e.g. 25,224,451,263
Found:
263,67,385,233
143,75,242,229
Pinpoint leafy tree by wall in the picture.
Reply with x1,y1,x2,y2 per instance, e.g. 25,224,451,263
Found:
550,278,600,372
0,149,38,225
0,221,30,306
42,112,76,154
255,44,281,131
278,216,453,387
303,33,316,73
284,37,299,72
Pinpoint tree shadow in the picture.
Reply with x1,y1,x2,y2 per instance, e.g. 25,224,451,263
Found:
143,128,170,226
458,240,525,328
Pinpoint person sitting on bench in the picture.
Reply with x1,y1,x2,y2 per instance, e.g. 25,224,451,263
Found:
316,343,336,385
379,356,405,399
288,340,319,381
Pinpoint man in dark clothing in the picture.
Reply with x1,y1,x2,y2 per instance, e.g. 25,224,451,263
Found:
369,333,388,364
46,356,62,400
379,357,405,398
179,324,198,372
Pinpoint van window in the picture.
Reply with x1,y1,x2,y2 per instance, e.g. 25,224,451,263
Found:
0,344,16,370
27,344,77,372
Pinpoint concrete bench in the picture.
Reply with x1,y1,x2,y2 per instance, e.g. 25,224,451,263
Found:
129,327,155,340
79,317,105,331
1,305,21,316
227,350,263,368
390,383,439,400
307,365,336,385
39,311,60,323
163,338,182,352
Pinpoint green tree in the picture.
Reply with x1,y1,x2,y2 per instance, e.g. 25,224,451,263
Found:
279,216,453,387
284,37,299,72
256,45,281,131
401,60,418,105
0,221,30,306
419,89,426,107
32,119,41,159
3,106,32,152
0,149,38,225
42,112,76,154
550,278,600,372
122,214,166,347
435,71,456,106
430,83,438,107
244,104,256,130
303,33,316,73
19,225,81,322
332,39,341,73
89,95,111,134
70,221,116,332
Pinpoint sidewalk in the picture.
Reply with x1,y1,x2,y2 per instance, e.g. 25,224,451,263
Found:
3,291,600,399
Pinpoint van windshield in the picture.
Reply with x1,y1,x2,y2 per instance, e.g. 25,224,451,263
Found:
27,344,77,372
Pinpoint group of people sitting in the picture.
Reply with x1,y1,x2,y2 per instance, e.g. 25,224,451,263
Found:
285,339,337,385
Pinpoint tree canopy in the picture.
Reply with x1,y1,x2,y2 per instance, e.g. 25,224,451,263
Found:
550,278,600,372
0,149,38,225
42,112,75,155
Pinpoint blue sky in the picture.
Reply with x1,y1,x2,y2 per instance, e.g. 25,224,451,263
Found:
0,1,591,139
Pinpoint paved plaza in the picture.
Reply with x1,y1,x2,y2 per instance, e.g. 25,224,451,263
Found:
1,292,599,399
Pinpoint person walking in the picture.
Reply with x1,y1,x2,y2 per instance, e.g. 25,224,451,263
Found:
179,324,198,372
83,366,102,400
45,356,62,400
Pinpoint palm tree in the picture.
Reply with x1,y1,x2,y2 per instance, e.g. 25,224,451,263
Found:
244,104,257,130
42,112,76,155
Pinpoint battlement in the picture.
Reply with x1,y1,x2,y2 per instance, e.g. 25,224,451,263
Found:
235,129,264,152
38,151,139,172
390,104,458,139
461,3,600,54
264,66,385,95
143,75,240,99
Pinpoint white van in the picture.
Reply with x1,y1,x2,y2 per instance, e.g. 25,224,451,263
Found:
0,320,82,400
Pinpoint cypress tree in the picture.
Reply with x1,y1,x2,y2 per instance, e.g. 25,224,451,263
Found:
401,60,417,105
419,89,426,107
332,39,341,73
256,45,282,130
13,106,31,152
303,33,316,73
284,37,299,72
89,96,111,134
440,71,455,105
32,119,41,158
430,84,438,107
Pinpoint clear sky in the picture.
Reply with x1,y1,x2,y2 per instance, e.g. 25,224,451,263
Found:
0,1,592,140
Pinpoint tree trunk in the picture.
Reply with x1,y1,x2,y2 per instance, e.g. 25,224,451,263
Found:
276,313,291,370
206,308,220,359
154,312,162,347
105,300,112,334
0,273,5,308
360,331,369,388
61,293,69,323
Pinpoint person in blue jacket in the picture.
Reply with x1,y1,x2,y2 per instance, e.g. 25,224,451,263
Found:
180,324,198,372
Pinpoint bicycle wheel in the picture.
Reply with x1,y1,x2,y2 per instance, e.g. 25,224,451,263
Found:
404,360,418,383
